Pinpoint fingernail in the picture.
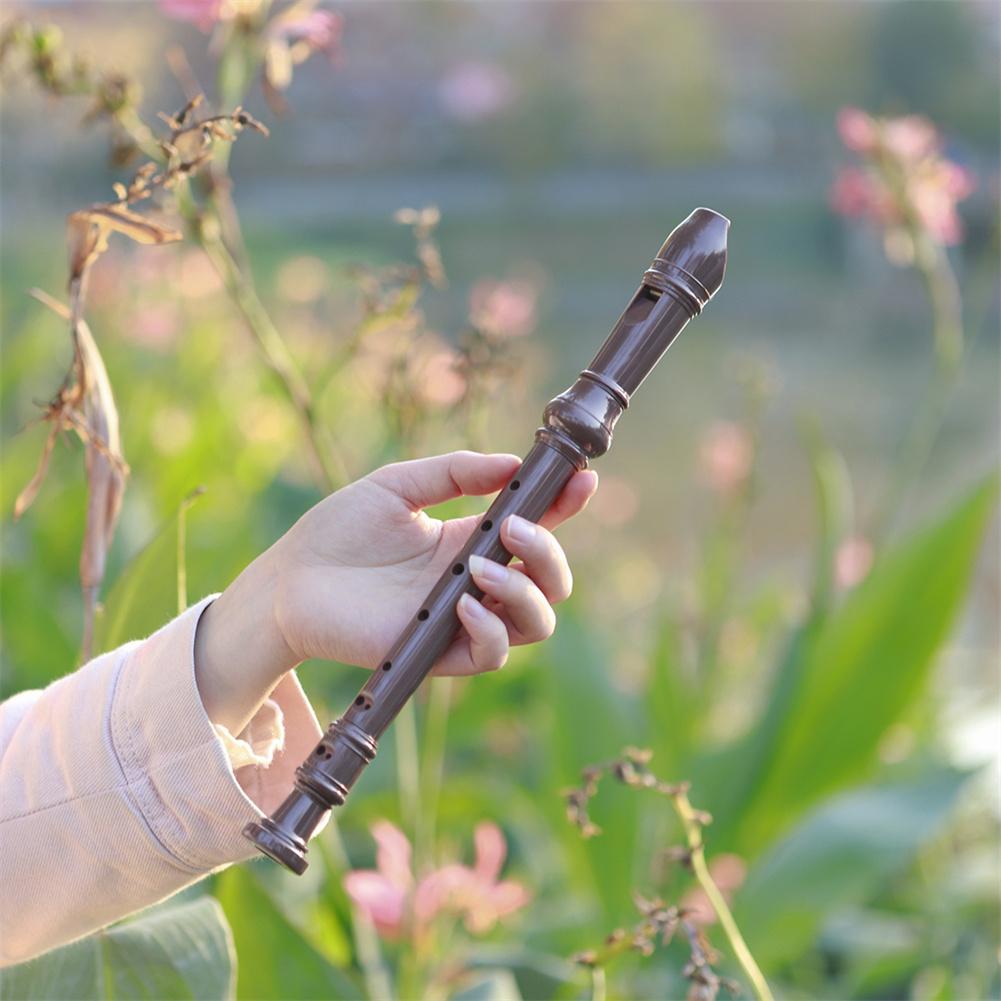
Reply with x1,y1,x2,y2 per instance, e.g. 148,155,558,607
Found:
469,554,507,586
459,593,487,619
506,515,536,545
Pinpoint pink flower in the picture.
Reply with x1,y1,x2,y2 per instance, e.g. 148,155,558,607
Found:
344,821,530,940
832,107,975,247
269,8,342,56
680,854,747,927
438,62,514,123
882,115,939,163
263,5,342,93
836,107,878,154
698,421,754,497
588,474,639,527
157,0,223,31
835,534,874,590
123,303,181,351
421,823,532,934
415,347,467,407
909,160,975,245
830,167,888,221
469,279,538,340
343,821,412,936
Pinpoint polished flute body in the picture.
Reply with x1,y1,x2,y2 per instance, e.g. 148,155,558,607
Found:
245,207,730,873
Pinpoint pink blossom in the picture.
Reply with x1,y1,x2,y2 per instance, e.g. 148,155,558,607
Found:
123,303,181,351
269,8,342,56
438,62,514,123
469,279,538,340
680,854,747,927
830,167,889,222
698,421,754,497
832,107,975,247
588,474,639,527
882,115,939,162
909,161,976,245
835,534,874,590
157,0,223,31
416,348,467,407
343,821,412,936
344,821,529,940
836,107,878,154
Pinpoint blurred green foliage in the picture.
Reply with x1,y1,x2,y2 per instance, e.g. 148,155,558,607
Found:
0,898,235,1001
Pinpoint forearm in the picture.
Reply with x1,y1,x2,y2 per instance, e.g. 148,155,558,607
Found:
0,599,320,965
193,544,300,735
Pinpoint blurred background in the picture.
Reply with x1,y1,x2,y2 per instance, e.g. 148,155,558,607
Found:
1,2,998,1000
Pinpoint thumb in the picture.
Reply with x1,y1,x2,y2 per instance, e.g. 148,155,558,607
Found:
368,451,521,511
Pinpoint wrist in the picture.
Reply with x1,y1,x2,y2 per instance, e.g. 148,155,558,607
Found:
194,547,300,735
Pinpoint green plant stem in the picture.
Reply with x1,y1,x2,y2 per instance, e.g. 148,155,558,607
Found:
590,966,607,1001
396,701,422,844
395,699,428,1001
673,790,774,1001
873,238,963,542
174,486,206,615
318,830,395,1001
198,229,346,491
416,678,451,870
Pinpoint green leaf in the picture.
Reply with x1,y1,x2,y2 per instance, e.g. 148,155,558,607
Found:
729,475,997,851
646,615,698,771
93,489,204,654
539,606,642,926
799,418,853,614
1,897,235,1001
215,866,359,1001
734,765,969,970
450,969,523,1001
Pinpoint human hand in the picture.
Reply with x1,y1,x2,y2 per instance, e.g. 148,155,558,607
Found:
195,452,597,732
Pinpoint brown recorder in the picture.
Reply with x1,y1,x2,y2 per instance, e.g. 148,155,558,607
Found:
245,207,730,873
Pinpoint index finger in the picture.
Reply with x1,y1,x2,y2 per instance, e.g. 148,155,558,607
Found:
538,469,599,531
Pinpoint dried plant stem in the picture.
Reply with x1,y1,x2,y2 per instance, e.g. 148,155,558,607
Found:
198,229,346,490
567,751,771,1001
673,790,773,1001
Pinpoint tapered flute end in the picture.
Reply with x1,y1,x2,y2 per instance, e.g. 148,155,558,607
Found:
243,818,310,874
655,207,730,306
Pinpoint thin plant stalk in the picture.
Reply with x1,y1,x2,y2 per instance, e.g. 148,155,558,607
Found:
317,835,395,1001
567,753,772,1001
672,789,774,1001
590,966,607,1001
175,487,205,615
198,229,346,490
874,236,964,541
395,701,422,842
416,677,452,869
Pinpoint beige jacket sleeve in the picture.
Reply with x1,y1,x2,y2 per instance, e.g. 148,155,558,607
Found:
0,596,323,966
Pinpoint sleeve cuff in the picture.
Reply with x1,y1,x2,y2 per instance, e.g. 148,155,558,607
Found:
110,596,323,871
215,700,285,770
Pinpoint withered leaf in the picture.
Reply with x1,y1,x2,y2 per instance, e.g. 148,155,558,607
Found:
85,204,182,245
13,425,59,520
67,206,181,283
20,288,128,659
